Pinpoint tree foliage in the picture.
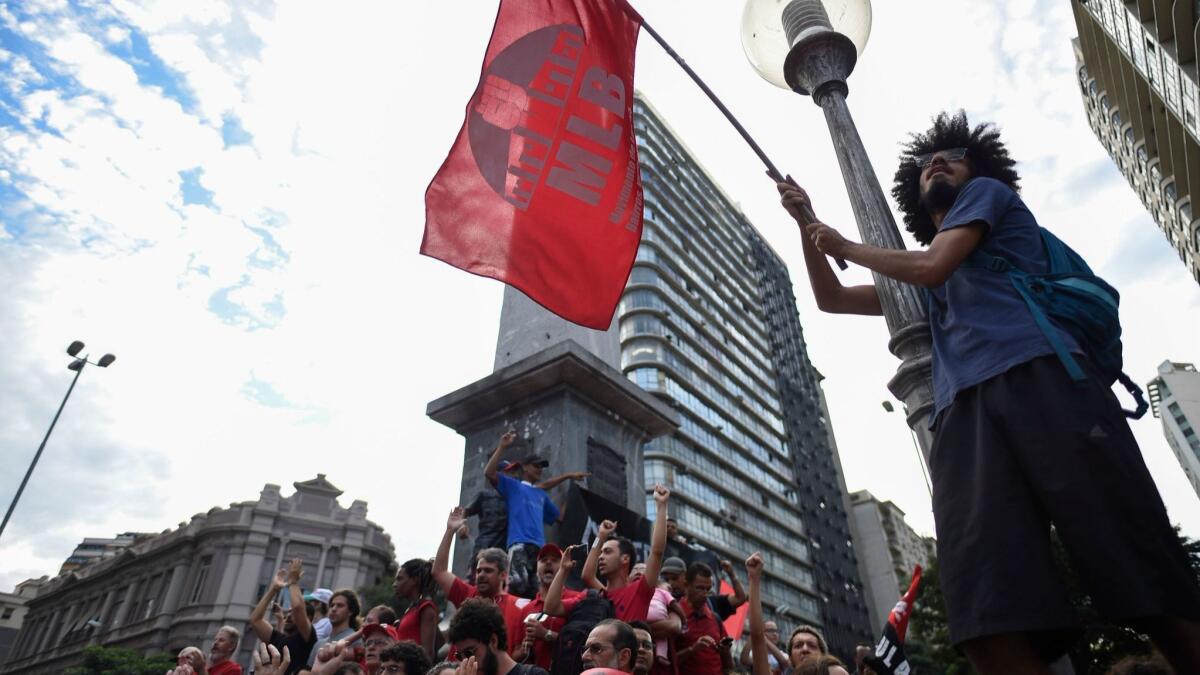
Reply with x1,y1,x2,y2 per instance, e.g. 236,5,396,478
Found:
64,644,176,675
907,527,1200,674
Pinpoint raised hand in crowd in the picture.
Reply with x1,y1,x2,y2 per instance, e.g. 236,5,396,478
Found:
252,644,291,675
433,507,468,594
643,484,671,587
581,521,616,589
483,430,518,487
458,655,479,675
720,558,748,609
745,552,772,675
544,544,585,617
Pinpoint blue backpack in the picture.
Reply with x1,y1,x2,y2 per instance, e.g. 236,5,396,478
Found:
965,228,1149,419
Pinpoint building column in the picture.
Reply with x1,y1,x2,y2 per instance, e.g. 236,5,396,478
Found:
113,579,140,628
92,588,118,642
274,538,288,576
161,559,192,615
36,608,61,653
316,545,329,587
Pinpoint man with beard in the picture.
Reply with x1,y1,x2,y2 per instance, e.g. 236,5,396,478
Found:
208,626,243,675
249,559,315,675
434,507,525,655
448,598,549,675
777,111,1200,674
511,544,582,669
547,485,671,623
627,622,654,675
580,619,637,673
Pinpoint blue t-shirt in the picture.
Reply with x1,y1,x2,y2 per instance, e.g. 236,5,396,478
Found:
496,473,560,547
927,177,1080,420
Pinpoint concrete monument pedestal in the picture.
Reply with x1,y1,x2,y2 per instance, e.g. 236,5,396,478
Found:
427,339,677,577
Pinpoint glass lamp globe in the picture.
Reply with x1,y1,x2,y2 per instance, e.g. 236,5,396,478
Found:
742,0,872,90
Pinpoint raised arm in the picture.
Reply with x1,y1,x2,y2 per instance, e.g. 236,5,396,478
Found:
720,559,747,609
745,552,771,675
483,430,517,487
536,471,590,491
285,558,312,640
778,180,882,316
544,544,584,617
433,507,467,594
581,519,616,590
250,568,287,642
641,484,670,586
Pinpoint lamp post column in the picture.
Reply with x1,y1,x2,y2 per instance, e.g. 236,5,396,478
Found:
815,87,935,456
778,3,936,457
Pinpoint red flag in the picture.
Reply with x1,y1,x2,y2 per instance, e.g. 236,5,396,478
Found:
422,0,645,329
888,565,922,643
720,579,749,640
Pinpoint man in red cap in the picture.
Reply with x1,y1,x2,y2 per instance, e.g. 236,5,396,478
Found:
361,622,399,675
512,544,583,669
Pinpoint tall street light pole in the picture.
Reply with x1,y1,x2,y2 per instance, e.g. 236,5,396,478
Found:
743,0,935,457
0,341,116,543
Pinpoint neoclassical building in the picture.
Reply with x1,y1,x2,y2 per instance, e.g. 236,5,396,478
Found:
1,476,394,674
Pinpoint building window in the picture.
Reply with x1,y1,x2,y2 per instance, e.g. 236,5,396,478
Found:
189,556,212,605
1,607,12,620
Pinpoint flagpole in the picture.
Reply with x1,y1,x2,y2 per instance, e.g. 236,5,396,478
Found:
637,17,849,270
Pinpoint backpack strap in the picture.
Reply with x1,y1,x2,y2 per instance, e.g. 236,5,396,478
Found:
964,250,1088,384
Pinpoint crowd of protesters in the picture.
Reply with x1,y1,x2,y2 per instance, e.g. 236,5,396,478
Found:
158,427,1192,675
159,429,883,675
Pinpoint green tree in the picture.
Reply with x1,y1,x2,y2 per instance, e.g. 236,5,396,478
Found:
64,644,176,675
909,528,1200,675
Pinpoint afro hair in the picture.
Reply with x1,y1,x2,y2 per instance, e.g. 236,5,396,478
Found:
891,111,1020,246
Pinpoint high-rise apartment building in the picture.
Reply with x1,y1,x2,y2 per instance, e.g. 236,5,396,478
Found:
58,533,153,575
849,491,934,631
1148,360,1200,500
621,96,872,656
1071,0,1200,285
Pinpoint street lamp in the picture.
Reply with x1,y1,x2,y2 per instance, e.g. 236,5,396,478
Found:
742,0,935,457
0,341,116,543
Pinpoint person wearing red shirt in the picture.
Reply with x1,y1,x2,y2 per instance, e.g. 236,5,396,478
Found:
512,544,583,669
544,484,671,624
392,557,438,661
434,506,526,653
207,625,243,675
675,563,732,675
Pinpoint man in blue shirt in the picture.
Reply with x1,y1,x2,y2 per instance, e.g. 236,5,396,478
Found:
776,111,1200,674
484,430,587,598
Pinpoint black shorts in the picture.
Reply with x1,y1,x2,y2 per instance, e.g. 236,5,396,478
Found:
930,355,1200,654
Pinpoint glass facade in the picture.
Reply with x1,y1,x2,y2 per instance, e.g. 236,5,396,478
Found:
623,97,873,655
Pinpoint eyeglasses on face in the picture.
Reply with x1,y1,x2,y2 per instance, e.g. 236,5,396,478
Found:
914,147,967,168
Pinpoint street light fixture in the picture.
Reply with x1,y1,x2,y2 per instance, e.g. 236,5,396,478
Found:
742,0,935,457
0,341,117,543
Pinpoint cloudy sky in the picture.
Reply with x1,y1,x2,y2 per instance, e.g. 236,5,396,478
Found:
2,0,1198,593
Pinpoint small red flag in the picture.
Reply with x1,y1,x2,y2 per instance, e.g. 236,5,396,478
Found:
422,0,645,329
888,565,922,643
